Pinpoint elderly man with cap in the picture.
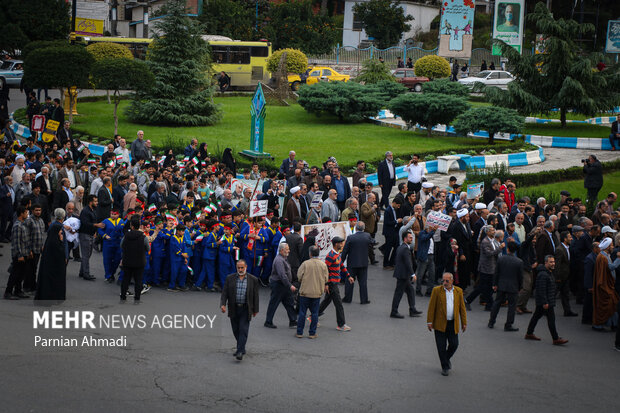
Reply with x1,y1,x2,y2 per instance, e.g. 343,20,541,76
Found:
319,236,353,332
419,182,434,207
286,186,303,224
555,190,571,212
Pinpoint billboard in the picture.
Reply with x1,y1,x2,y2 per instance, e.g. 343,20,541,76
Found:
492,0,525,56
75,17,104,36
438,0,475,59
605,20,620,53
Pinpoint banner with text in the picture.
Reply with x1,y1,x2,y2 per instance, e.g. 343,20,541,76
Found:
301,222,351,260
427,211,452,232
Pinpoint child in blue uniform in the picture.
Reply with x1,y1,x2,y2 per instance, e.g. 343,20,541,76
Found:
99,208,125,283
218,224,238,287
168,224,189,291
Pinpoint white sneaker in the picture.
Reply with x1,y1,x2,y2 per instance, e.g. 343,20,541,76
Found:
336,324,351,332
141,284,151,295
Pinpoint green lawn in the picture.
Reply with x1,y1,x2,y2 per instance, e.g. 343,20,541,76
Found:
516,171,620,201
522,123,610,138
72,97,514,168
530,111,616,121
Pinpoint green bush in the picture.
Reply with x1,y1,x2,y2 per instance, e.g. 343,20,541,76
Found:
423,78,470,97
453,106,524,144
297,81,401,123
21,40,69,59
355,59,395,84
86,42,133,61
414,55,450,80
267,48,308,74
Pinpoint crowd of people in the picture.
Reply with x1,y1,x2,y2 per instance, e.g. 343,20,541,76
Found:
0,124,619,369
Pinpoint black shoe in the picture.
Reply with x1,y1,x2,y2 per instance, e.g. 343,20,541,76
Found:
289,321,297,329
234,352,243,361
106,277,115,283
83,276,96,281
360,301,371,305
390,313,405,319
259,279,268,287
264,322,277,329
416,291,423,297
564,311,578,317
441,369,449,376
15,292,29,299
488,321,495,329
370,260,378,265
504,326,519,332
410,310,422,317
342,299,352,303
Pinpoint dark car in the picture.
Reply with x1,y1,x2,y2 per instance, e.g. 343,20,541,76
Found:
391,68,429,92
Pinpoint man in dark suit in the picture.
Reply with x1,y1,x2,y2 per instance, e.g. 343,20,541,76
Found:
284,222,303,282
52,178,71,212
165,183,181,206
390,231,422,318
382,198,402,269
488,242,523,331
377,151,396,209
51,98,64,125
536,220,557,265
341,222,374,304
56,121,73,147
112,175,129,211
448,209,473,289
279,151,298,178
96,177,113,221
554,231,577,317
0,176,15,241
220,259,259,361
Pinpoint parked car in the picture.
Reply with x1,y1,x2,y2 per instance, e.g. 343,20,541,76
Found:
288,66,350,90
458,70,514,90
391,68,429,92
0,60,23,88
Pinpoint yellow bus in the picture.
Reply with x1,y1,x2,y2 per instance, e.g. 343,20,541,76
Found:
76,36,272,89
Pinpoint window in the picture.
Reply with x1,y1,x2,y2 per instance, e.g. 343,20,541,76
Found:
499,71,511,79
322,69,332,76
212,46,228,64
393,71,405,78
405,70,415,77
310,70,321,77
487,72,500,79
251,47,268,57
229,46,250,64
352,13,363,31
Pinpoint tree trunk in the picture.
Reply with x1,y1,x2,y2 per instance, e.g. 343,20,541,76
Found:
113,91,119,135
427,125,432,137
107,89,111,104
488,130,495,145
68,94,74,124
58,88,65,107
560,108,567,128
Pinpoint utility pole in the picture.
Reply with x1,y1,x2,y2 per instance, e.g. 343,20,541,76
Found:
71,0,77,44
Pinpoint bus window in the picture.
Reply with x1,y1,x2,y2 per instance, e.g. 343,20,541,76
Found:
229,46,250,64
212,46,228,64
251,47,268,57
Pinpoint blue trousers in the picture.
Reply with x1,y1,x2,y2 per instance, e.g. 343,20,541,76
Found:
219,254,235,286
191,253,202,284
297,296,320,336
151,254,166,284
143,254,154,284
169,257,187,289
102,242,121,280
162,252,171,283
197,259,216,288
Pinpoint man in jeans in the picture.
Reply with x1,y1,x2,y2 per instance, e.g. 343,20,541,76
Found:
78,195,105,280
296,246,329,338
319,236,354,332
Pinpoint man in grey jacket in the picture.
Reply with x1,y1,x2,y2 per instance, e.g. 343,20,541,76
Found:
488,241,523,331
321,189,340,222
466,225,503,311
264,243,298,329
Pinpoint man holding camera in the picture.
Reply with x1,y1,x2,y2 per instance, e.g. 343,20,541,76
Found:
609,115,620,151
583,155,603,202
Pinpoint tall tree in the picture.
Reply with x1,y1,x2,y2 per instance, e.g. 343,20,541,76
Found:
198,0,262,40
352,0,413,49
126,0,221,126
486,2,620,127
0,0,70,55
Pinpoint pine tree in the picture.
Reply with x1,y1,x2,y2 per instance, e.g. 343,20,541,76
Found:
126,0,221,126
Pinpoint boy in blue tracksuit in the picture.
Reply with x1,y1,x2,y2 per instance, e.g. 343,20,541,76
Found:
143,218,163,286
218,224,237,286
99,208,125,283
198,220,219,291
182,215,195,284
168,224,189,291
262,217,281,282
151,218,172,286
240,217,267,279
190,219,206,290
254,219,271,282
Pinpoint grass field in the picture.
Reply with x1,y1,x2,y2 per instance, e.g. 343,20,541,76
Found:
72,97,515,168
522,122,610,138
515,171,620,201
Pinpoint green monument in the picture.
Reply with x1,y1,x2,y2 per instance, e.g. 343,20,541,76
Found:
241,82,271,159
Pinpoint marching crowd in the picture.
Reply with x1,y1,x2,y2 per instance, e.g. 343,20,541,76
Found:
1,123,619,368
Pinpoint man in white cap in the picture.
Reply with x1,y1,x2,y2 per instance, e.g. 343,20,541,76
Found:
419,182,434,207
14,172,32,206
11,155,26,187
601,226,617,239
592,237,620,331
286,186,302,224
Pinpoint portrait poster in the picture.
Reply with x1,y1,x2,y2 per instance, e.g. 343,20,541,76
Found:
301,222,351,261
492,0,525,56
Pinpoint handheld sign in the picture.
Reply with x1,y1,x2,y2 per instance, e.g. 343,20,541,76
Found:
466,182,484,199
249,200,268,217
41,119,60,143
31,115,45,132
310,191,324,208
427,211,452,232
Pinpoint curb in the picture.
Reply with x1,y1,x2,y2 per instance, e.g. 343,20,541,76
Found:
364,146,545,186
523,135,612,150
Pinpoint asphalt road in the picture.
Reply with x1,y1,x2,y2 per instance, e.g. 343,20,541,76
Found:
0,237,618,413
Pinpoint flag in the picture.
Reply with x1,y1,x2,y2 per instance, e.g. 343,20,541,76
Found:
77,143,86,152
116,154,123,161
193,166,199,174
107,160,115,167
234,249,240,260
187,266,193,275
183,156,190,163
87,158,96,164
148,204,157,213
203,205,212,213
192,157,199,165
256,255,264,267
194,211,201,219
201,160,206,167
165,212,177,225
195,234,204,242
16,151,24,157
210,203,218,211
158,156,165,166
179,164,185,170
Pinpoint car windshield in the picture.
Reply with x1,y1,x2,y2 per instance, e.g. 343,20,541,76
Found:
475,71,490,78
0,61,13,70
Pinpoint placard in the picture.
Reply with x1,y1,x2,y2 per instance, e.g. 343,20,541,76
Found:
427,211,452,232
605,20,620,53
438,0,475,58
249,200,268,217
31,115,45,132
310,191,324,208
301,222,350,260
41,119,60,143
466,182,484,199
492,0,525,55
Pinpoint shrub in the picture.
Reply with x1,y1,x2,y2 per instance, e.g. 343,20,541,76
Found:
86,42,133,61
21,40,69,59
388,92,469,136
414,55,450,80
267,48,308,74
355,59,395,84
453,106,524,144
423,78,470,97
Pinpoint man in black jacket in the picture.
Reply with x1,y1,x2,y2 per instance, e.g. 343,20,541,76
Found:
583,155,603,202
78,195,105,281
120,217,149,301
524,255,568,345
390,231,422,318
488,242,523,331
112,175,129,211
382,198,402,270
341,222,374,304
96,177,113,221
377,151,396,209
220,259,260,361
609,115,620,150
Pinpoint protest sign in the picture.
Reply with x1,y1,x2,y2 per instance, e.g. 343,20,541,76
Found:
427,211,452,232
301,222,350,260
466,182,484,199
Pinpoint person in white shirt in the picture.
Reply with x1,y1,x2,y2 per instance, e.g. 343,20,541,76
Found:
114,138,131,165
403,154,424,195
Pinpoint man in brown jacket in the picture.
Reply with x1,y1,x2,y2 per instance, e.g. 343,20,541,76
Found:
296,246,329,338
361,192,379,264
427,273,467,376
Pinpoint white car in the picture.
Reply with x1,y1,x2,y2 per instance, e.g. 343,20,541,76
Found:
458,70,514,90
